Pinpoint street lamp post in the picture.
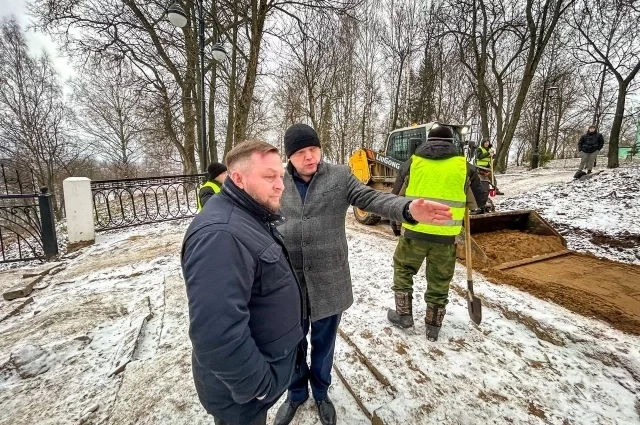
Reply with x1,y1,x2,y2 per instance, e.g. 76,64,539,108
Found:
531,83,558,169
168,1,227,173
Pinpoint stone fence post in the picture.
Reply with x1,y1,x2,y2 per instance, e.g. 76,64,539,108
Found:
63,177,95,250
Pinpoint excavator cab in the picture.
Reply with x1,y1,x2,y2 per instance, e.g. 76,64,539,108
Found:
384,123,467,163
349,122,470,224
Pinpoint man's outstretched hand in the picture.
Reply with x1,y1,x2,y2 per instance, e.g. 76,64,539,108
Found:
408,199,453,224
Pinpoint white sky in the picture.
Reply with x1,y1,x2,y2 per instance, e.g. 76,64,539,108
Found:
0,0,637,117
0,0,75,80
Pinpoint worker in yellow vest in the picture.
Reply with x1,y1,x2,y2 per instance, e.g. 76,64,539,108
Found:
388,125,487,341
476,140,503,195
197,162,227,212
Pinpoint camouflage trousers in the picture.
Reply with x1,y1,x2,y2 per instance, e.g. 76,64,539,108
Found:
392,236,456,307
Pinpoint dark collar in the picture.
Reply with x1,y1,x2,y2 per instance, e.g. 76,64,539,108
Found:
220,178,284,225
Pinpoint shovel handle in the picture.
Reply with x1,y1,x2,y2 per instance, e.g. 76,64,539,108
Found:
464,209,473,282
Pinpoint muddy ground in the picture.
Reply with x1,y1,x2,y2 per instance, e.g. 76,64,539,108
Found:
472,230,640,335
473,230,566,264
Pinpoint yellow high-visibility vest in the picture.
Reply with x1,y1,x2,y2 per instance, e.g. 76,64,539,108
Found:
477,146,491,167
196,181,221,212
402,156,467,237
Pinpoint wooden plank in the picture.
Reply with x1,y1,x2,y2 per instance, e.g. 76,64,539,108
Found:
3,276,44,301
0,296,34,323
337,328,397,392
22,262,63,278
494,250,571,271
109,296,153,376
333,334,396,422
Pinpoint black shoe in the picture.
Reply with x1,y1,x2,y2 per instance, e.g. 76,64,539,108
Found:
316,397,336,425
274,396,308,425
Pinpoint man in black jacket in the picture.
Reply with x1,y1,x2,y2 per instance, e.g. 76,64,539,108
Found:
389,126,487,341
577,125,605,175
197,161,228,211
182,140,303,425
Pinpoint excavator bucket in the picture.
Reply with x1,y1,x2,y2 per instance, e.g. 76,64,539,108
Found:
456,210,569,269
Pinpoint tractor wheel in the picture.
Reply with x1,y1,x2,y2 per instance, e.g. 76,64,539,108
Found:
353,207,381,225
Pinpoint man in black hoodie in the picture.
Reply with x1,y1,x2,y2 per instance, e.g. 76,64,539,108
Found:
182,140,303,425
388,125,487,341
577,125,605,175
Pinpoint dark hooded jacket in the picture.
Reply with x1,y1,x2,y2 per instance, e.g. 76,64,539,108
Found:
391,139,487,244
198,180,222,208
181,178,303,423
578,130,605,154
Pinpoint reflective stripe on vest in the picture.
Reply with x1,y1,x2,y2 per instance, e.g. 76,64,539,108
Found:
477,147,490,167
402,156,467,236
196,181,221,212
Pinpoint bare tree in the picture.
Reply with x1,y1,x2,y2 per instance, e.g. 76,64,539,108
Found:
567,0,640,168
380,0,423,130
74,61,145,177
0,17,85,216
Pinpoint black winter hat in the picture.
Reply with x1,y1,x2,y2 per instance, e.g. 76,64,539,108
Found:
428,125,453,141
207,162,227,180
284,123,321,158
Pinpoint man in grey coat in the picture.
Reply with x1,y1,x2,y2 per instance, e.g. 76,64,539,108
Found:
274,124,452,425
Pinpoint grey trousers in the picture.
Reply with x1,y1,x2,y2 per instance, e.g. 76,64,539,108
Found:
579,151,598,171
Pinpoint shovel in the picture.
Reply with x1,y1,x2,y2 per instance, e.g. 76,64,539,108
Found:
464,209,482,325
489,152,499,195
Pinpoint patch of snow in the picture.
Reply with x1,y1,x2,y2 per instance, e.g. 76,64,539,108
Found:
2,188,639,424
496,166,640,264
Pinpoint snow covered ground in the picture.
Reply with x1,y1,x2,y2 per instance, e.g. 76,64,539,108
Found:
495,166,640,264
1,164,639,424
2,214,640,424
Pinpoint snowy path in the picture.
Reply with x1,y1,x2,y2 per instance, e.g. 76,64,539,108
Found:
343,221,640,424
1,219,639,424
496,170,576,196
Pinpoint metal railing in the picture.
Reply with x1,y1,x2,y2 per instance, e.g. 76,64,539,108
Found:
1,163,38,196
0,188,59,263
90,173,206,231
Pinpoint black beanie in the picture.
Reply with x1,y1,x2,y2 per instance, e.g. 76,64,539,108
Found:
428,125,454,141
284,123,321,158
207,162,227,180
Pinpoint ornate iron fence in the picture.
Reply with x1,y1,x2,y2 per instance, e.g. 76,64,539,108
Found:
0,164,59,263
91,173,206,231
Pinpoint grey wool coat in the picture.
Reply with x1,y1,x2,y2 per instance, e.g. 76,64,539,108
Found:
279,161,409,321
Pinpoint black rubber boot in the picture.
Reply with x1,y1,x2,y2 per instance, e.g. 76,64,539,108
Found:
425,303,446,341
387,291,414,328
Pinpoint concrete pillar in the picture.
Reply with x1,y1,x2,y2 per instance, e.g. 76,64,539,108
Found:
63,177,95,250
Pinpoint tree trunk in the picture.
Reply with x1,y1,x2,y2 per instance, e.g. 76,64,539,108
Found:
391,54,406,130
233,0,268,145
208,62,218,162
607,81,626,168
593,65,607,127
223,2,239,159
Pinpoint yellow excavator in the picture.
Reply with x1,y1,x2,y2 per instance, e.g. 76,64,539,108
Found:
348,122,564,266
